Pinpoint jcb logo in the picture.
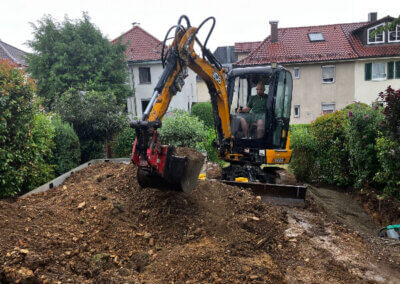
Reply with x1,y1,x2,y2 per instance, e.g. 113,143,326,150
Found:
212,71,221,84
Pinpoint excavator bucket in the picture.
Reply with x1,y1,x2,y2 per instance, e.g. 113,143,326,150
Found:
137,146,205,193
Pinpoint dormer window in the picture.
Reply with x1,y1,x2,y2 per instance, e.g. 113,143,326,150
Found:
389,25,400,43
368,23,385,44
308,32,325,42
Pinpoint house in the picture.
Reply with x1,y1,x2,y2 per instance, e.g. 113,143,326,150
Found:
0,40,26,67
111,24,197,119
236,13,400,124
196,46,237,102
234,41,261,61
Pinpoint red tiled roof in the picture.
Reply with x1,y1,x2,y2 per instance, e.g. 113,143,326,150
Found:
234,41,262,53
111,25,162,62
237,19,400,66
343,23,400,58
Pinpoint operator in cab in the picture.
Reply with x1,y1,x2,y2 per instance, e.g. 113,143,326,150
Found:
237,81,267,138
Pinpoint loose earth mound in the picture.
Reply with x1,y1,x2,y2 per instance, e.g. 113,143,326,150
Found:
1,162,399,283
0,162,287,283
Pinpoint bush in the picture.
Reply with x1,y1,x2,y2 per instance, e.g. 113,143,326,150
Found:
310,110,351,186
51,116,81,175
379,86,400,141
346,105,384,188
290,124,310,134
0,60,55,196
158,111,208,148
113,124,136,158
374,135,400,198
289,130,317,182
191,102,214,129
197,128,220,162
25,113,55,190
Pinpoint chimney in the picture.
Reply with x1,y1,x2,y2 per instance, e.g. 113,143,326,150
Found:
270,21,279,43
368,12,377,22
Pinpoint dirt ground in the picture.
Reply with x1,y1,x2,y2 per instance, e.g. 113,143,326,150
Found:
0,162,399,283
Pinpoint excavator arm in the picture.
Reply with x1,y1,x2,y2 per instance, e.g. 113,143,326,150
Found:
131,16,230,192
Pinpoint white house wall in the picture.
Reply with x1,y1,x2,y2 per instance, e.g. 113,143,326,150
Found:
128,61,197,118
286,62,355,124
354,58,400,104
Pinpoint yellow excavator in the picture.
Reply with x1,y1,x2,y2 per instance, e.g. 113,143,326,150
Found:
131,15,306,205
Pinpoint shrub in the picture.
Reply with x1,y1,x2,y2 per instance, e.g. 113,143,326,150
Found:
197,128,219,162
290,124,310,135
51,116,81,175
374,135,400,198
310,110,351,186
379,86,400,141
158,111,208,148
0,60,55,196
346,105,384,188
25,113,55,190
191,102,214,128
289,130,317,182
113,124,136,158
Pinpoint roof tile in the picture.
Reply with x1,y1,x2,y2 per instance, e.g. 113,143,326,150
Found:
111,26,162,62
237,20,400,66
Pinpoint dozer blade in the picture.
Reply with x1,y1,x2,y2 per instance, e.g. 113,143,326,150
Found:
221,180,307,207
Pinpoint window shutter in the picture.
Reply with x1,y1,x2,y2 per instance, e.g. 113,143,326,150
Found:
388,62,394,79
396,61,400,79
365,63,372,81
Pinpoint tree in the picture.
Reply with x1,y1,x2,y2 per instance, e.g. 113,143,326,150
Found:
0,60,54,196
26,13,130,110
54,90,126,162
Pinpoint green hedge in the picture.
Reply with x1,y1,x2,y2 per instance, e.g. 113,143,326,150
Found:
159,111,208,148
112,124,136,158
289,101,399,199
0,60,55,196
191,102,214,129
51,116,81,175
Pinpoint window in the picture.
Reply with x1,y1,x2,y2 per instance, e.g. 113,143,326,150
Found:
396,61,400,79
322,103,335,114
368,24,385,44
372,62,386,80
294,105,300,118
308,32,325,42
139,67,151,83
141,99,150,114
293,67,300,79
388,25,400,43
322,66,335,83
388,61,394,79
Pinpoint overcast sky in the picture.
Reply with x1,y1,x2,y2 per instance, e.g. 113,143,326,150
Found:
1,0,399,53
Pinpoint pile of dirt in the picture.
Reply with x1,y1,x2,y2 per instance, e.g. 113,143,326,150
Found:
1,162,400,283
0,162,287,283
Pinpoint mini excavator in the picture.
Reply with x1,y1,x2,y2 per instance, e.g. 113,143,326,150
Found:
131,15,306,205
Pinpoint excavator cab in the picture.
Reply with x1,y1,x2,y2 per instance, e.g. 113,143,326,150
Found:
226,66,293,166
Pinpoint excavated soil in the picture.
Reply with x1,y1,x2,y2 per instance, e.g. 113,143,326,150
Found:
0,162,399,283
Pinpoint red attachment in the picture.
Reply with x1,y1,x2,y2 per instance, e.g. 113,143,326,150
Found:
131,131,169,176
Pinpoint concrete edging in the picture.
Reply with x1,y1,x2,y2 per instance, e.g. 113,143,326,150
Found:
24,158,131,196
